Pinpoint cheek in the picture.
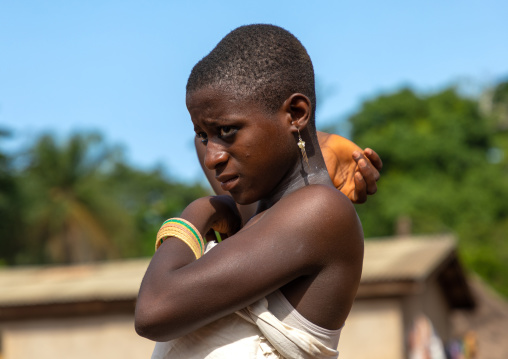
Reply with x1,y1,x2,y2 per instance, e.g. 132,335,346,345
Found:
264,139,297,172
237,126,296,172
273,134,297,159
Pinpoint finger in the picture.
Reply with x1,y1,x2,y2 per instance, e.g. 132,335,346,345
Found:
358,158,378,195
361,160,380,185
364,148,383,172
352,150,362,162
353,151,379,195
356,149,380,182
353,172,367,204
353,151,378,194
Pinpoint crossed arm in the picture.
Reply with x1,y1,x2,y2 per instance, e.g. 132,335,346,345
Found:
135,132,380,341
135,185,363,341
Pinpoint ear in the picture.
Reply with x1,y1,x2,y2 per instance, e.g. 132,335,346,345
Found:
282,93,312,132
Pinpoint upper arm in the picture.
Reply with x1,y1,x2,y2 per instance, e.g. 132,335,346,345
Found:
135,185,363,341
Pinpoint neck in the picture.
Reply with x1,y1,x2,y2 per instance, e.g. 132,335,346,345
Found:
256,128,333,212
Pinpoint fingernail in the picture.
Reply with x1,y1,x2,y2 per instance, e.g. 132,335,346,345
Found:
359,159,367,168
355,172,363,181
353,151,361,159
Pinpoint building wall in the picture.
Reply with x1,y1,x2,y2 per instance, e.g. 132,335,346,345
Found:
1,315,154,359
338,298,405,359
401,278,451,341
421,278,452,341
0,281,453,359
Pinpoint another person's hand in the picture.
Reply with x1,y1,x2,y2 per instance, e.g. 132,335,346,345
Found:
351,148,382,203
317,131,382,204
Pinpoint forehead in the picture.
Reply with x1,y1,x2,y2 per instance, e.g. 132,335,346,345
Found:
186,86,234,111
186,86,273,123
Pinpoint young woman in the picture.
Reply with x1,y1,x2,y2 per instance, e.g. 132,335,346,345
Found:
136,24,378,359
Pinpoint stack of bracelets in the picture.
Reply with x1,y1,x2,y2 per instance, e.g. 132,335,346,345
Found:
156,218,206,259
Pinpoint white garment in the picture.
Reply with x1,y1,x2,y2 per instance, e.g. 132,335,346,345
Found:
151,291,341,359
151,242,341,358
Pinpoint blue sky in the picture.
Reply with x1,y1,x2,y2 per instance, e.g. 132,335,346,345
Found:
1,1,507,183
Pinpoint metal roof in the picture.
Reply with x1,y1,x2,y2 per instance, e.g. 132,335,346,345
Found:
0,235,458,307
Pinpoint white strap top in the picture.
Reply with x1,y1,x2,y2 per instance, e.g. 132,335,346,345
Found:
266,289,342,350
150,242,342,358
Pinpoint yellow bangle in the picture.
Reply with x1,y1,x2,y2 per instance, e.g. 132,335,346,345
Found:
157,227,201,258
155,218,206,259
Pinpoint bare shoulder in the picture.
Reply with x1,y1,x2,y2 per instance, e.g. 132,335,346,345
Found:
279,184,361,229
263,184,363,263
294,183,358,217
260,184,364,328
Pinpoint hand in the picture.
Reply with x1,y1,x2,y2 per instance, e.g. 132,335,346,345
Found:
352,148,382,203
207,195,243,240
317,131,382,204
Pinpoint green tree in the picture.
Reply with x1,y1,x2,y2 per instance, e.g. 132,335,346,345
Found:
0,129,24,265
18,133,134,264
480,79,508,168
6,131,210,264
103,162,209,257
344,86,508,296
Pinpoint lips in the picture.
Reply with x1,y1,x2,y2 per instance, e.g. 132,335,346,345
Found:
217,174,240,192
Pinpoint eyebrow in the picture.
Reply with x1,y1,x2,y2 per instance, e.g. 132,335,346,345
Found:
200,117,235,126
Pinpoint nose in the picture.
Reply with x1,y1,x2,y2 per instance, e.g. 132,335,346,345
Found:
204,140,229,170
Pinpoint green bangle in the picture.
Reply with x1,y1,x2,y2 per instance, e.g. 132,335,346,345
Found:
161,218,205,254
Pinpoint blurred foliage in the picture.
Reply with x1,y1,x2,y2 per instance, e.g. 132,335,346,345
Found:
343,82,508,297
0,129,24,266
102,163,209,257
0,132,209,265
2,80,507,299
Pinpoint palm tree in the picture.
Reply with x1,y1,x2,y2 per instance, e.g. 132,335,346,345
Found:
21,132,133,264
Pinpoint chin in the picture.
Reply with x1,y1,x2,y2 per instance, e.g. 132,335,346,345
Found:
230,191,258,206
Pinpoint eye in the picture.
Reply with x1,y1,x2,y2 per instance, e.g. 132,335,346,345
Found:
218,126,237,138
196,132,208,144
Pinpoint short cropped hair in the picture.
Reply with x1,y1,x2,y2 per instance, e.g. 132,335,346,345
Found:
187,24,316,125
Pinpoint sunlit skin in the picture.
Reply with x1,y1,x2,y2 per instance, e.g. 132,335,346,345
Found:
195,121,383,223
191,87,299,207
135,86,364,342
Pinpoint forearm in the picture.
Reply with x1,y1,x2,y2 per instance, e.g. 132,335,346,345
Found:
135,238,246,341
135,240,209,341
135,195,242,340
